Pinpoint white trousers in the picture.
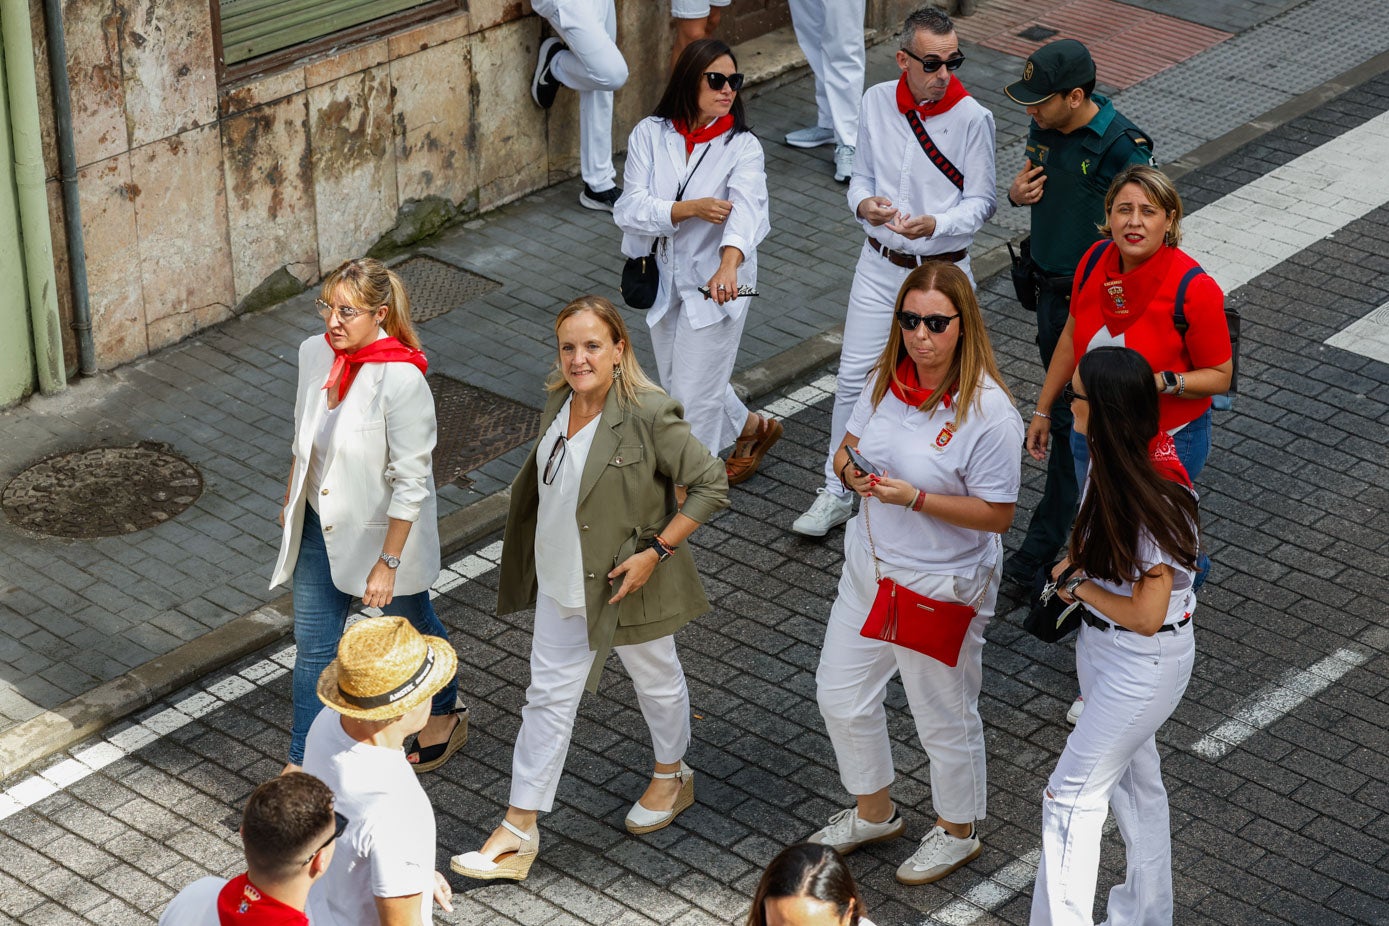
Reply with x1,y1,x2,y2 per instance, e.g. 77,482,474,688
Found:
537,0,627,191
649,296,750,455
821,244,973,495
787,0,866,147
1030,619,1195,926
510,593,690,812
816,525,997,823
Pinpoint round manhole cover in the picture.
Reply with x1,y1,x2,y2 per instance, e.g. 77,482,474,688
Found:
2,442,204,539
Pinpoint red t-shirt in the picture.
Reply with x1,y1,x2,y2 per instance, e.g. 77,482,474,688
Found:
1069,242,1231,433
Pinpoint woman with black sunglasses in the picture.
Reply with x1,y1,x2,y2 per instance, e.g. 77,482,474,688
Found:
807,263,1022,886
451,296,727,882
614,38,779,487
1030,346,1198,925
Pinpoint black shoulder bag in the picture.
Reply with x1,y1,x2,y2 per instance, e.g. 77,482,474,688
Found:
620,146,711,310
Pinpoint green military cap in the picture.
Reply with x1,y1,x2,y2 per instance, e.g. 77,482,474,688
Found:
1004,39,1096,105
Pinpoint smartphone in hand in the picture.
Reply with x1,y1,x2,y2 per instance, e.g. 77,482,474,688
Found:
845,445,881,478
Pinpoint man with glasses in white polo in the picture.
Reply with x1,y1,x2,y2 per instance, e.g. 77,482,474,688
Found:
793,6,996,538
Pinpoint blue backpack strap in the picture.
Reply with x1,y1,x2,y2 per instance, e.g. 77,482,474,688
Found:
1173,265,1205,334
1076,241,1112,292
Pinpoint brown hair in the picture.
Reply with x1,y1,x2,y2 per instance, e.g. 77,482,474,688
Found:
867,262,1012,426
241,772,338,881
1097,164,1184,247
320,257,421,350
654,39,750,134
545,295,660,407
746,843,862,926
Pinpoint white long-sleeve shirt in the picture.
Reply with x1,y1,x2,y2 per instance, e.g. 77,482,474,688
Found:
614,116,770,329
847,81,996,256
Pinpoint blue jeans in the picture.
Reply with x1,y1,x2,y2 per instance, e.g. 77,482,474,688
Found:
1070,408,1213,588
288,505,457,764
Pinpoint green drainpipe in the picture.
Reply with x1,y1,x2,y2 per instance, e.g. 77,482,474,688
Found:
1,0,65,395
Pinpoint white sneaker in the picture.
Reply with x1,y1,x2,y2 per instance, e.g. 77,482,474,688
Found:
1066,695,1085,725
895,824,982,885
807,807,905,854
834,145,855,183
784,125,836,148
791,489,853,537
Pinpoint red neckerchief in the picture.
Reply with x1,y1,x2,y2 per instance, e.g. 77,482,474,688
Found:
1149,432,1192,490
895,72,969,116
889,356,954,409
322,333,428,400
1094,243,1177,336
673,114,734,155
216,874,307,926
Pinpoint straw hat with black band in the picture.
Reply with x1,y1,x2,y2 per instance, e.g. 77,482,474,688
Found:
317,616,457,721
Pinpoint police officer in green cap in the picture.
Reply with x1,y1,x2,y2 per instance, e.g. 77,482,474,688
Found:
1000,39,1153,600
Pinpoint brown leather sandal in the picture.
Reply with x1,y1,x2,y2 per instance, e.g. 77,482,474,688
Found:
725,416,783,485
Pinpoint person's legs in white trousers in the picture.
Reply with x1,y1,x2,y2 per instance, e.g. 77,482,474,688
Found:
816,528,993,822
648,297,750,455
510,593,690,811
787,0,866,146
1031,622,1194,926
544,0,627,192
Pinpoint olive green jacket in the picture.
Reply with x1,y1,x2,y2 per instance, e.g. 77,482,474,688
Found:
497,385,729,691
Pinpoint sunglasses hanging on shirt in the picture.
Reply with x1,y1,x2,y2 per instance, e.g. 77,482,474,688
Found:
703,72,745,91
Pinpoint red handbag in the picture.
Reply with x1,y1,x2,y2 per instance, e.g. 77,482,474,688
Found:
858,499,984,667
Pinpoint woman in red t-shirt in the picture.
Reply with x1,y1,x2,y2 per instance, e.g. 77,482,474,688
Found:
1024,165,1232,484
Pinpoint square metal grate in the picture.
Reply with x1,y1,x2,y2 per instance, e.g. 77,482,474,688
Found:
428,374,541,487
395,256,502,323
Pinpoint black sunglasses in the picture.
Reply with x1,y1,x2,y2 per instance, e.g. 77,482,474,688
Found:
1062,383,1088,403
542,434,567,486
703,72,745,92
896,311,959,334
902,49,966,73
302,811,349,865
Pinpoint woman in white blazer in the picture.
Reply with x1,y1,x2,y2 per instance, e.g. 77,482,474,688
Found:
271,258,463,772
613,38,780,486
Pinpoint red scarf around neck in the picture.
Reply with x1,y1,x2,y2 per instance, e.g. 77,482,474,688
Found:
1149,432,1192,490
673,114,734,155
889,356,954,409
1095,242,1177,337
321,333,428,401
896,72,969,117
216,874,307,926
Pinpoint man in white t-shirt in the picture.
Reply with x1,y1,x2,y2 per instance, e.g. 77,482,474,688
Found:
159,772,341,925
302,616,459,926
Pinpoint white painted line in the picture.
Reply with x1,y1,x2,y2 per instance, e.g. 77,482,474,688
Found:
1189,648,1370,760
1326,301,1389,366
925,850,1040,925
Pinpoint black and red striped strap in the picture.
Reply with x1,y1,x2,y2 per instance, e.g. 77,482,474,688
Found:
904,110,964,190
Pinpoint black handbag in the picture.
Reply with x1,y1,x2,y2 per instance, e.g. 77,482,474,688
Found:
1008,236,1038,313
1022,561,1084,643
619,146,710,310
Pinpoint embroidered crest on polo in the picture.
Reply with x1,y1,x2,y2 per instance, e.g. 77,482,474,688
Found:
934,421,956,450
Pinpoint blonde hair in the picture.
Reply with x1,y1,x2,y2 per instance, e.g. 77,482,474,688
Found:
1097,164,1183,248
867,263,1011,426
320,258,421,350
545,295,660,407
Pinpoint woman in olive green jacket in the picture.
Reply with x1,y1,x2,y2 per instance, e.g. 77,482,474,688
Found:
451,296,728,883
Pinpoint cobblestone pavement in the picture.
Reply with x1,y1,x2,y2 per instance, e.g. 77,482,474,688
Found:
1,0,1387,738
3,64,1389,922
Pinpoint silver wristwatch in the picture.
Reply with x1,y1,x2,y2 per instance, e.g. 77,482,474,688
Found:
379,553,401,569
1064,574,1088,597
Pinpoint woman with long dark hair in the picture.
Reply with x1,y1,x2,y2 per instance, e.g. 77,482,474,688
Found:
613,38,779,485
1030,346,1198,926
746,844,873,926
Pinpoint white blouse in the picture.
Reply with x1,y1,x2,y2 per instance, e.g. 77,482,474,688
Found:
535,397,601,607
614,116,770,330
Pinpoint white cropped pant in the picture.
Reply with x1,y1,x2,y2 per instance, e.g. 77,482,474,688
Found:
787,0,866,147
534,0,628,192
510,593,690,812
649,296,750,455
821,244,973,495
816,525,998,823
1030,619,1195,926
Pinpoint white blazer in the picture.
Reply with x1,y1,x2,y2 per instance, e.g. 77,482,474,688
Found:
270,333,440,597
613,116,770,330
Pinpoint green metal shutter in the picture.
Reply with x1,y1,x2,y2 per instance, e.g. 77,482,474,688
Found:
220,0,432,65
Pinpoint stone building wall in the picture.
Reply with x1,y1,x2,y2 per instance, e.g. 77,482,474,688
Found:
30,0,913,373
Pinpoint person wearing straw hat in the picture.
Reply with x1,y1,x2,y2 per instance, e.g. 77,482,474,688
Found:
302,616,458,926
